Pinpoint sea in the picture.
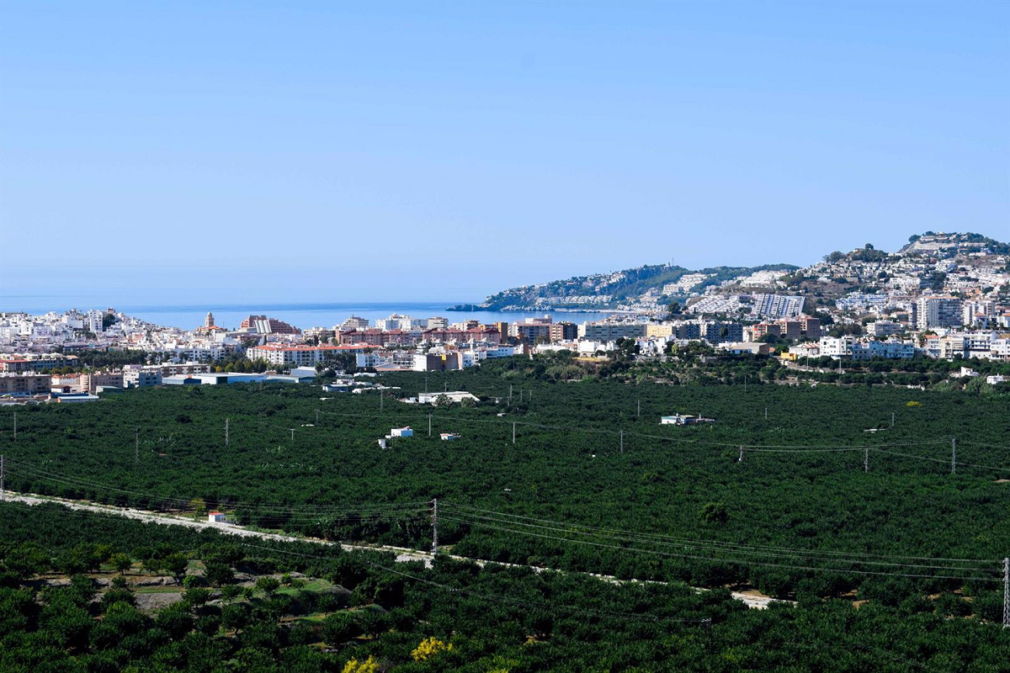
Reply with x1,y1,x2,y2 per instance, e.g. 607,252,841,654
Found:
4,300,614,331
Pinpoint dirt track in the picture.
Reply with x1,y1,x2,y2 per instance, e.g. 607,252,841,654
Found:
2,491,782,609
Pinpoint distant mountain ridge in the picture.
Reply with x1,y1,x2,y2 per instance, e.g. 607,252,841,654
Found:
450,231,1010,313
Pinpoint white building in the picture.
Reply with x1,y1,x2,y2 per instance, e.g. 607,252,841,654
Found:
391,426,413,438
991,339,1010,361
426,317,449,329
375,314,425,331
962,300,996,327
122,366,163,388
578,323,647,341
417,391,479,405
851,340,915,360
788,342,821,359
915,297,962,329
866,320,903,338
247,344,347,367
818,336,854,359
660,414,714,426
338,316,370,331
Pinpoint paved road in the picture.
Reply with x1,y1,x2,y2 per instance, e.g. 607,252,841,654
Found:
2,491,783,609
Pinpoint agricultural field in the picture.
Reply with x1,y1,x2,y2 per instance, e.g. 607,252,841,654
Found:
0,359,1008,670
1,501,1008,672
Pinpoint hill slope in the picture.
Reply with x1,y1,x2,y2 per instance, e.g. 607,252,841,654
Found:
450,231,1010,313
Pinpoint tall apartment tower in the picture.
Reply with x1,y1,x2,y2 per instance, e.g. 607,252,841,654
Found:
915,297,962,330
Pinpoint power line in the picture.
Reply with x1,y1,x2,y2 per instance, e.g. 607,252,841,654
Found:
443,507,997,572
4,466,1001,588
438,515,1001,582
5,455,1003,567
873,449,1010,474
446,504,999,564
231,408,1010,471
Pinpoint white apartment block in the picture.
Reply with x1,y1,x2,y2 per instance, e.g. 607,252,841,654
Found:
122,366,163,388
578,323,647,341
851,340,915,360
246,344,349,367
818,336,854,358
426,317,449,329
374,314,426,331
915,297,962,329
662,273,709,295
962,300,995,327
866,321,903,338
338,316,370,331
992,339,1010,361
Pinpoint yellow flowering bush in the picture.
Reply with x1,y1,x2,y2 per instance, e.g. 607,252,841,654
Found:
411,637,453,662
342,656,379,673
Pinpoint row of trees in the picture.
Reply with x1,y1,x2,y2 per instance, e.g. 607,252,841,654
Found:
2,501,1008,671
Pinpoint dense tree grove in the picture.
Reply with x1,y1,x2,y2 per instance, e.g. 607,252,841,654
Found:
0,360,1008,667
0,502,1006,672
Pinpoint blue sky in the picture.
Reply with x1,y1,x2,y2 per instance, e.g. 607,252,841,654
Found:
1,0,1007,307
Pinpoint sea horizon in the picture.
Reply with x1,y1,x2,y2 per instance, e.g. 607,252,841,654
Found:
0,299,615,331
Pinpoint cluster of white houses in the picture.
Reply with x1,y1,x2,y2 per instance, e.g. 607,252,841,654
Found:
785,332,1010,362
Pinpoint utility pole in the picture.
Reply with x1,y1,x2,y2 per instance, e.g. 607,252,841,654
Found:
891,412,895,428
225,418,229,446
765,407,768,421
290,428,295,442
431,499,439,555
951,437,957,475
428,414,432,437
1002,557,1009,629
738,446,744,463
864,448,869,472
519,389,523,403
620,430,624,454
512,422,516,445
637,399,641,418
135,428,140,466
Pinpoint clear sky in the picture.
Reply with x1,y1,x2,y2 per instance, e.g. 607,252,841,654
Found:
1,0,1007,308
